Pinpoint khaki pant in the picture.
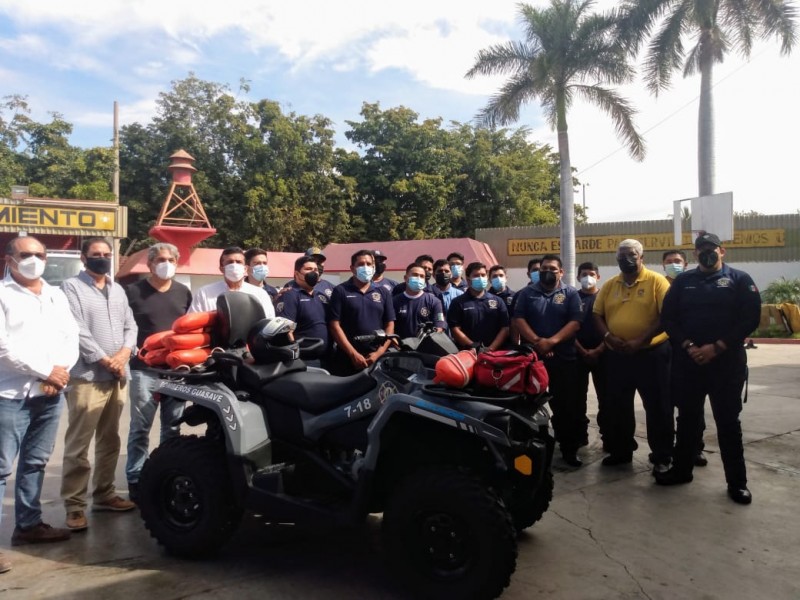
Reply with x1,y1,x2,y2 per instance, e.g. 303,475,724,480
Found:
61,379,127,511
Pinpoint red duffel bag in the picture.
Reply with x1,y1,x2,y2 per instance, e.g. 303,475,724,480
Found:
474,347,549,395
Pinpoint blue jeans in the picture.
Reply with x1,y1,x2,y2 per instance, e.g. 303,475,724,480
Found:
125,370,183,484
0,394,64,528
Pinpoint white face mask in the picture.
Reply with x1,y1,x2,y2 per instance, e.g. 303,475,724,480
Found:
579,275,597,290
14,256,46,280
224,263,246,283
154,261,176,280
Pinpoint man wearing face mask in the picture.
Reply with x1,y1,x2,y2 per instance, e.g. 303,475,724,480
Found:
392,254,440,297
392,263,446,339
189,246,275,317
60,237,138,530
280,247,336,303
371,250,398,293
276,257,329,364
447,252,469,291
432,259,464,315
0,236,78,567
123,243,192,501
488,265,515,308
656,233,761,505
593,239,674,472
448,262,509,351
328,249,396,376
509,258,542,345
244,248,279,304
514,254,584,467
662,250,688,283
575,262,608,450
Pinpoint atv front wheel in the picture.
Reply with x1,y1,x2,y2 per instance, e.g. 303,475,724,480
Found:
508,470,554,531
383,466,517,600
139,435,243,557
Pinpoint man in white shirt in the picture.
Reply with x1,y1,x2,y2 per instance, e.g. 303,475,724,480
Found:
0,236,79,572
189,246,275,318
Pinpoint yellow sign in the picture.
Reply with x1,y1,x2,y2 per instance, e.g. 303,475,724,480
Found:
507,229,785,256
0,205,116,231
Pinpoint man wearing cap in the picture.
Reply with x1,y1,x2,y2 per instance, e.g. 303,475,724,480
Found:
371,250,398,293
283,247,336,301
656,233,761,505
593,239,674,472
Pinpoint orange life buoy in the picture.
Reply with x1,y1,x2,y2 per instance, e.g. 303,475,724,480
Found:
166,347,212,369
163,332,212,351
141,330,174,352
433,349,477,388
172,311,218,334
140,346,171,367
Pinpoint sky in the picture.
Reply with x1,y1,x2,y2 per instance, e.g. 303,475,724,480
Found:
1,0,798,224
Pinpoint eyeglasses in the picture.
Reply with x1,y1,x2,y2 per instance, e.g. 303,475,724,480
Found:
18,252,46,260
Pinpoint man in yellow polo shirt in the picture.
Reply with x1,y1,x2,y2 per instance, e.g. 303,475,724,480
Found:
593,239,674,472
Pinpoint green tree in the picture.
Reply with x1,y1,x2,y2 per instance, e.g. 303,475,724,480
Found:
466,0,645,281
617,0,797,197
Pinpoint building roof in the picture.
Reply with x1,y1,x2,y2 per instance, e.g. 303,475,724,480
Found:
321,238,498,271
116,247,304,278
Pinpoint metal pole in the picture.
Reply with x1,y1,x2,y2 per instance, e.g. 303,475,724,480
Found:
113,101,120,202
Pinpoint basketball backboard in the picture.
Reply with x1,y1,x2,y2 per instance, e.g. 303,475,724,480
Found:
673,192,733,245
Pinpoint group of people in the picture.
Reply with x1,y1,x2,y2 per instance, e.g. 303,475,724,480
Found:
0,231,761,574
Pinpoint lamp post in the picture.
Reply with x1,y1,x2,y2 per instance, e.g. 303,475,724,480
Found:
582,183,589,211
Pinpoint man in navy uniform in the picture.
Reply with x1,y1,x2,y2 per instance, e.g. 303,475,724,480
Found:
276,256,329,364
447,262,509,351
513,254,584,467
488,264,515,309
447,252,469,291
393,263,446,339
371,250,398,293
328,249,396,376
656,233,761,504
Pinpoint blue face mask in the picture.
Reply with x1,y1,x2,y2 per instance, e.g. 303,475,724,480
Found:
355,265,375,283
491,276,506,291
407,276,426,292
664,263,684,279
529,271,540,284
450,264,463,278
250,264,269,282
470,276,488,292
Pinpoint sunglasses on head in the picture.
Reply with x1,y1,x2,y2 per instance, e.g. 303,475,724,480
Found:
18,252,46,260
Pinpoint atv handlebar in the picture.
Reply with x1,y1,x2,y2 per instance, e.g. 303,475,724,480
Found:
353,330,401,344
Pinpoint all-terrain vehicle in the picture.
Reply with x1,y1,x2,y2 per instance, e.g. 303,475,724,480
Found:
138,293,554,599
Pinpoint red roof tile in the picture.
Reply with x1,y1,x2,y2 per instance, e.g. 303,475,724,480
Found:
320,238,498,271
116,247,304,278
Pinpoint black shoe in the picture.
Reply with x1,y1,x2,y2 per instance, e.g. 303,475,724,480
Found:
561,450,583,468
128,482,139,503
601,454,632,466
654,467,693,486
694,452,708,467
727,486,752,505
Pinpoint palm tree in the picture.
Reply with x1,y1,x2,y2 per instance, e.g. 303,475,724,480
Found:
617,0,797,197
466,0,645,282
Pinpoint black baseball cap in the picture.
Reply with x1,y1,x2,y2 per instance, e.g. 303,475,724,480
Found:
305,246,326,262
373,250,388,261
694,232,722,248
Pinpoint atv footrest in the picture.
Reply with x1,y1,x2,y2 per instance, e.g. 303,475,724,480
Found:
252,462,294,494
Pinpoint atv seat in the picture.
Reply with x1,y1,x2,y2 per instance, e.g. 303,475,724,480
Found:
237,360,307,391
261,370,377,414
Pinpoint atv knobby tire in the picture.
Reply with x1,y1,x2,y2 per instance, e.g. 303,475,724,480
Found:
139,435,242,557
509,470,554,531
383,466,517,600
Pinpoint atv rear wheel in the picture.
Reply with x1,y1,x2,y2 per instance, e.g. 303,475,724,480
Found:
508,470,554,531
139,435,242,557
383,466,517,600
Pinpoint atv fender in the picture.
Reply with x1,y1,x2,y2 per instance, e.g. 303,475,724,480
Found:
155,379,269,456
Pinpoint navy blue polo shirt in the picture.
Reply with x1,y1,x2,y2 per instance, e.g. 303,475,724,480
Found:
661,264,761,348
392,281,441,298
392,292,446,339
577,290,603,349
374,277,398,293
276,286,328,346
329,277,396,353
447,291,509,347
513,282,582,360
453,279,469,291
283,278,335,304
494,287,515,310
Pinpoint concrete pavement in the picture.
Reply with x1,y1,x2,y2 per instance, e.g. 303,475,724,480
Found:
1,344,798,599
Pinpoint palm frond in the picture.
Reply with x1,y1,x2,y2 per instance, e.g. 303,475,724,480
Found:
749,0,798,54
474,74,545,129
644,0,692,93
720,0,756,54
465,41,540,79
574,84,646,160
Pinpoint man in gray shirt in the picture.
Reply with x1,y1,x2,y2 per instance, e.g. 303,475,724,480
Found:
60,237,138,532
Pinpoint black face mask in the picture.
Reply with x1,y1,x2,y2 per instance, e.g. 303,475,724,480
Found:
86,256,111,275
698,249,719,269
435,272,451,286
539,271,557,287
375,261,386,276
304,272,320,287
617,256,639,274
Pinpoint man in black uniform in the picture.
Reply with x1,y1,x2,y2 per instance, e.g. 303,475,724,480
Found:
655,233,761,505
